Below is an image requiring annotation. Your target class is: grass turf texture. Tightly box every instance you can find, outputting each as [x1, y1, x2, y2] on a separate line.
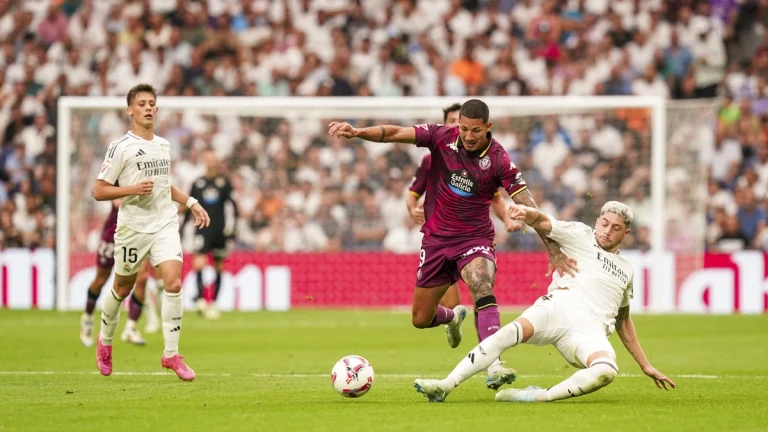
[0, 310, 766, 432]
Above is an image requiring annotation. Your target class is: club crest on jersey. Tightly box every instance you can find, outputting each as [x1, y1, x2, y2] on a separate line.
[479, 155, 491, 170]
[447, 170, 476, 197]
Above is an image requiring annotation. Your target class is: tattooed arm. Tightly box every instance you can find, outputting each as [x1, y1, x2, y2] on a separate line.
[511, 189, 578, 277]
[616, 306, 677, 390]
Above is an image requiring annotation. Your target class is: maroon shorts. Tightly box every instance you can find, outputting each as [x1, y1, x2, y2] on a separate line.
[96, 230, 116, 269]
[415, 236, 496, 287]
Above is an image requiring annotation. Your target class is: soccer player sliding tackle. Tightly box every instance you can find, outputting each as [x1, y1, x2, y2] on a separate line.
[329, 99, 576, 390]
[80, 199, 161, 347]
[92, 84, 210, 381]
[413, 201, 676, 402]
[406, 103, 523, 377]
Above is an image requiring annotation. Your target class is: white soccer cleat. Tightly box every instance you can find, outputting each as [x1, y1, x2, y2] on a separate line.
[204, 306, 221, 320]
[445, 305, 467, 348]
[121, 327, 146, 346]
[486, 360, 518, 390]
[195, 298, 209, 315]
[80, 313, 94, 348]
[495, 385, 544, 403]
[413, 379, 448, 403]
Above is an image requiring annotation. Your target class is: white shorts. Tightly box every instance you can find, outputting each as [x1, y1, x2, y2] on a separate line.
[519, 289, 615, 369]
[114, 221, 182, 276]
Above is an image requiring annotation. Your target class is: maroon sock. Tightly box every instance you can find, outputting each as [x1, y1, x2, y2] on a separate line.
[426, 305, 455, 328]
[85, 288, 100, 316]
[128, 295, 143, 322]
[476, 305, 501, 341]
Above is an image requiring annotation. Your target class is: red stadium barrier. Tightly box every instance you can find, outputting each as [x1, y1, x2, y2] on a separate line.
[0, 249, 766, 313]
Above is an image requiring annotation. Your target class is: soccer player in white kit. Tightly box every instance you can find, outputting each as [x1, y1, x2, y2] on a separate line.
[414, 201, 676, 402]
[92, 84, 210, 381]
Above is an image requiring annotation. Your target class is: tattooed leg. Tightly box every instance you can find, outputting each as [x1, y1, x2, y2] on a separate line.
[460, 257, 499, 341]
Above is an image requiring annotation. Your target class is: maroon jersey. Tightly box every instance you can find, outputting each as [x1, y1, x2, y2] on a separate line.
[101, 203, 119, 243]
[414, 124, 526, 241]
[409, 154, 431, 198]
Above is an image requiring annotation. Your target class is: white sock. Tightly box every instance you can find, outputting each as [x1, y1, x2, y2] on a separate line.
[540, 361, 618, 401]
[125, 319, 136, 330]
[162, 291, 183, 358]
[99, 289, 124, 345]
[440, 322, 523, 392]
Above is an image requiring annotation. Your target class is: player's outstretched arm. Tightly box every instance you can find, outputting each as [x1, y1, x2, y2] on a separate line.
[92, 179, 153, 201]
[511, 189, 578, 277]
[616, 306, 677, 390]
[171, 185, 210, 228]
[492, 192, 522, 232]
[507, 203, 552, 233]
[328, 122, 416, 144]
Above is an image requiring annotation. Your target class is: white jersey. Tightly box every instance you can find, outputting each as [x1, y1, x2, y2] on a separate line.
[545, 216, 634, 334]
[97, 131, 177, 234]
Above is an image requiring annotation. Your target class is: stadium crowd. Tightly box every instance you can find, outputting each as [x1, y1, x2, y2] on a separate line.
[0, 0, 766, 253]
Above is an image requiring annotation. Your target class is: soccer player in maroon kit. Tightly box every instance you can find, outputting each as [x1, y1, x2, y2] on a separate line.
[79, 200, 160, 347]
[406, 103, 521, 341]
[330, 99, 577, 390]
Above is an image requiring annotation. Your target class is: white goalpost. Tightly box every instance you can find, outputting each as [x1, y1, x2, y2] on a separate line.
[56, 96, 673, 311]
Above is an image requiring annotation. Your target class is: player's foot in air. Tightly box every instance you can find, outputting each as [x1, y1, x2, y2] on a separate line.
[121, 326, 146, 346]
[495, 385, 544, 403]
[486, 360, 517, 390]
[161, 354, 195, 381]
[80, 313, 94, 347]
[413, 379, 448, 402]
[445, 305, 467, 348]
[96, 338, 112, 376]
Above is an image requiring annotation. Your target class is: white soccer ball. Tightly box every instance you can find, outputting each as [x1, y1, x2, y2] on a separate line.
[331, 355, 374, 398]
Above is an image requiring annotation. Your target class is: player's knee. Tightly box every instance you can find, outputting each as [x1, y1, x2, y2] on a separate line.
[114, 283, 133, 298]
[589, 358, 618, 386]
[411, 312, 433, 329]
[164, 278, 182, 294]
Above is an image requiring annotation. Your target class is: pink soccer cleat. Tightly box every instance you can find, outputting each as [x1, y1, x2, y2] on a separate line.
[161, 354, 196, 381]
[96, 338, 113, 376]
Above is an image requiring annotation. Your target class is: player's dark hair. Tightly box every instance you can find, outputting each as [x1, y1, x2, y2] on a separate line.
[459, 99, 490, 123]
[442, 103, 462, 123]
[126, 83, 157, 106]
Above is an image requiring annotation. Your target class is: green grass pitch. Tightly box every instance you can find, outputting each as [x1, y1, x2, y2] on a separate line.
[0, 309, 766, 432]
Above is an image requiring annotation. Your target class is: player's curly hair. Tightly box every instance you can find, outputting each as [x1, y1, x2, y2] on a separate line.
[442, 103, 461, 123]
[600, 201, 634, 227]
[126, 84, 157, 106]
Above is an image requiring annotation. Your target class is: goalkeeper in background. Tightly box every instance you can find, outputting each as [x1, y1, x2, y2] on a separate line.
[182, 150, 239, 319]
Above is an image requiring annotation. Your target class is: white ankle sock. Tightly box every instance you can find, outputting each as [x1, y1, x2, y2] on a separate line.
[99, 289, 124, 345]
[162, 291, 183, 357]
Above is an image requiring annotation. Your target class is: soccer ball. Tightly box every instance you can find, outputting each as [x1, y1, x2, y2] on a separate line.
[331, 355, 374, 398]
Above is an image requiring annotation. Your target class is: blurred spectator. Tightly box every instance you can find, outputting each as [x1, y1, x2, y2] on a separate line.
[0, 0, 760, 254]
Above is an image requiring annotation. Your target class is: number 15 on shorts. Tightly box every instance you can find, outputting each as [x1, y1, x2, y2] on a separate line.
[122, 247, 138, 263]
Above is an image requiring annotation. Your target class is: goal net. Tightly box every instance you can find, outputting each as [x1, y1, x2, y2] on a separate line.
[56, 96, 719, 311]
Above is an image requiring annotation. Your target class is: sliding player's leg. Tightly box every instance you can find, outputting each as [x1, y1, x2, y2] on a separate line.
[413, 244, 467, 347]
[496, 337, 618, 403]
[153, 222, 195, 381]
[97, 227, 150, 376]
[458, 253, 516, 389]
[414, 317, 534, 402]
[80, 262, 112, 347]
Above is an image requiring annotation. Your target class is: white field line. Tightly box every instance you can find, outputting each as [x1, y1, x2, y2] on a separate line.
[0, 371, 761, 379]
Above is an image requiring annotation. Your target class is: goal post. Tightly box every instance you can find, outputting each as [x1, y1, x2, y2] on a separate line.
[56, 95, 684, 311]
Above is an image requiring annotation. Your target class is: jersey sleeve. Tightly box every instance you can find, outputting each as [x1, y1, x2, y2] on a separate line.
[546, 216, 593, 246]
[413, 124, 443, 150]
[495, 151, 527, 198]
[408, 154, 431, 197]
[620, 279, 634, 308]
[97, 142, 126, 185]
